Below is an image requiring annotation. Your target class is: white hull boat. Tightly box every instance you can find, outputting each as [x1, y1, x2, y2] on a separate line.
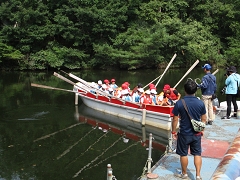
[73, 85, 174, 131]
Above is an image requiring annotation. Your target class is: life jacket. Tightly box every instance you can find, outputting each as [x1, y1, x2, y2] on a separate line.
[141, 95, 152, 104]
[166, 88, 178, 100]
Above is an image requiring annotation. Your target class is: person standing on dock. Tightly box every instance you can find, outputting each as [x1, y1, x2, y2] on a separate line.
[222, 66, 240, 119]
[172, 79, 206, 180]
[197, 64, 217, 125]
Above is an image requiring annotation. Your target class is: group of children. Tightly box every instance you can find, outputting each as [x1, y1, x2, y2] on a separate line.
[92, 79, 181, 106]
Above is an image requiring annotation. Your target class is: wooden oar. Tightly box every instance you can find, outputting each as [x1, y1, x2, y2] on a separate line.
[212, 69, 219, 75]
[143, 74, 162, 89]
[59, 71, 142, 106]
[173, 59, 199, 89]
[54, 72, 138, 105]
[155, 53, 177, 87]
[54, 72, 112, 97]
[53, 72, 91, 93]
[31, 83, 85, 94]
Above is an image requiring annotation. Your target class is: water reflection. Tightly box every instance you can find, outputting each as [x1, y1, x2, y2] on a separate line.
[76, 103, 169, 149]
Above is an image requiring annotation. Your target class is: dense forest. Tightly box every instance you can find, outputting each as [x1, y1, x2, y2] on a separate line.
[0, 0, 239, 70]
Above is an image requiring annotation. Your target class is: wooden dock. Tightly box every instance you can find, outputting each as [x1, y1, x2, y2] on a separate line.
[140, 113, 240, 180]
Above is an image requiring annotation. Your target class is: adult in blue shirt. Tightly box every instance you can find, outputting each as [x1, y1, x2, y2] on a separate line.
[222, 66, 240, 119]
[172, 79, 206, 180]
[198, 64, 217, 125]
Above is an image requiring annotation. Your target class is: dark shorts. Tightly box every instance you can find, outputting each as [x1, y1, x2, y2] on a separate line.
[176, 133, 202, 156]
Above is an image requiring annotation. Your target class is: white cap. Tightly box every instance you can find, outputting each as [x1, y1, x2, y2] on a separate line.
[137, 88, 144, 93]
[98, 80, 102, 85]
[145, 90, 151, 94]
[150, 89, 157, 94]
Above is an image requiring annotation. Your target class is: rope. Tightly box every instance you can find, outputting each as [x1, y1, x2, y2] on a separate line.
[85, 141, 140, 171]
[57, 127, 96, 160]
[65, 129, 110, 168]
[33, 122, 85, 142]
[72, 136, 124, 178]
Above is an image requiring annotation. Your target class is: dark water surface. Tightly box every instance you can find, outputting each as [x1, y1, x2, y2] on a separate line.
[0, 69, 225, 180]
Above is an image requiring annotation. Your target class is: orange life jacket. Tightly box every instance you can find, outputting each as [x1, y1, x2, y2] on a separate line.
[141, 95, 152, 104]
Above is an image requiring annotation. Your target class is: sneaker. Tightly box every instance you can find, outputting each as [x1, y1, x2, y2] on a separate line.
[208, 121, 213, 125]
[221, 116, 230, 120]
[196, 176, 202, 180]
[174, 172, 188, 179]
[233, 114, 237, 117]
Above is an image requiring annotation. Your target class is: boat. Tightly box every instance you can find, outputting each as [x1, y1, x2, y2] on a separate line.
[69, 74, 174, 131]
[31, 72, 175, 131]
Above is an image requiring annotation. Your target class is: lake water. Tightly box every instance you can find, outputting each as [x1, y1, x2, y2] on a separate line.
[0, 68, 226, 180]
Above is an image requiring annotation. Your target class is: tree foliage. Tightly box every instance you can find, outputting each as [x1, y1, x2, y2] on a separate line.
[0, 0, 239, 70]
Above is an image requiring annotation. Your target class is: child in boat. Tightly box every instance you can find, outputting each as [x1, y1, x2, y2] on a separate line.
[97, 80, 103, 89]
[110, 78, 118, 91]
[150, 89, 158, 105]
[103, 79, 111, 90]
[121, 89, 132, 102]
[140, 90, 153, 105]
[132, 88, 144, 103]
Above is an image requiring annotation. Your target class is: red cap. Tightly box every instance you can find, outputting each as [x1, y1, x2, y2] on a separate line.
[149, 83, 155, 87]
[104, 79, 109, 84]
[124, 82, 130, 86]
[121, 84, 128, 90]
[163, 84, 171, 91]
[111, 78, 115, 82]
[150, 86, 157, 90]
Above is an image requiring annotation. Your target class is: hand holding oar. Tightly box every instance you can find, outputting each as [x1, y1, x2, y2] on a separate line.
[155, 53, 177, 87]
[173, 59, 199, 89]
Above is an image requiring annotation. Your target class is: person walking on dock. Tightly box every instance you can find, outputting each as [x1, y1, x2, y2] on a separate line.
[222, 66, 240, 119]
[197, 64, 217, 125]
[172, 79, 207, 180]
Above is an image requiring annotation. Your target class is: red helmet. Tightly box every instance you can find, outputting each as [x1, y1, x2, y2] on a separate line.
[111, 78, 116, 82]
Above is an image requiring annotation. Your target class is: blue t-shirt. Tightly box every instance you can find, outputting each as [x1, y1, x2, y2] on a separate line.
[172, 95, 206, 135]
[199, 72, 217, 95]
